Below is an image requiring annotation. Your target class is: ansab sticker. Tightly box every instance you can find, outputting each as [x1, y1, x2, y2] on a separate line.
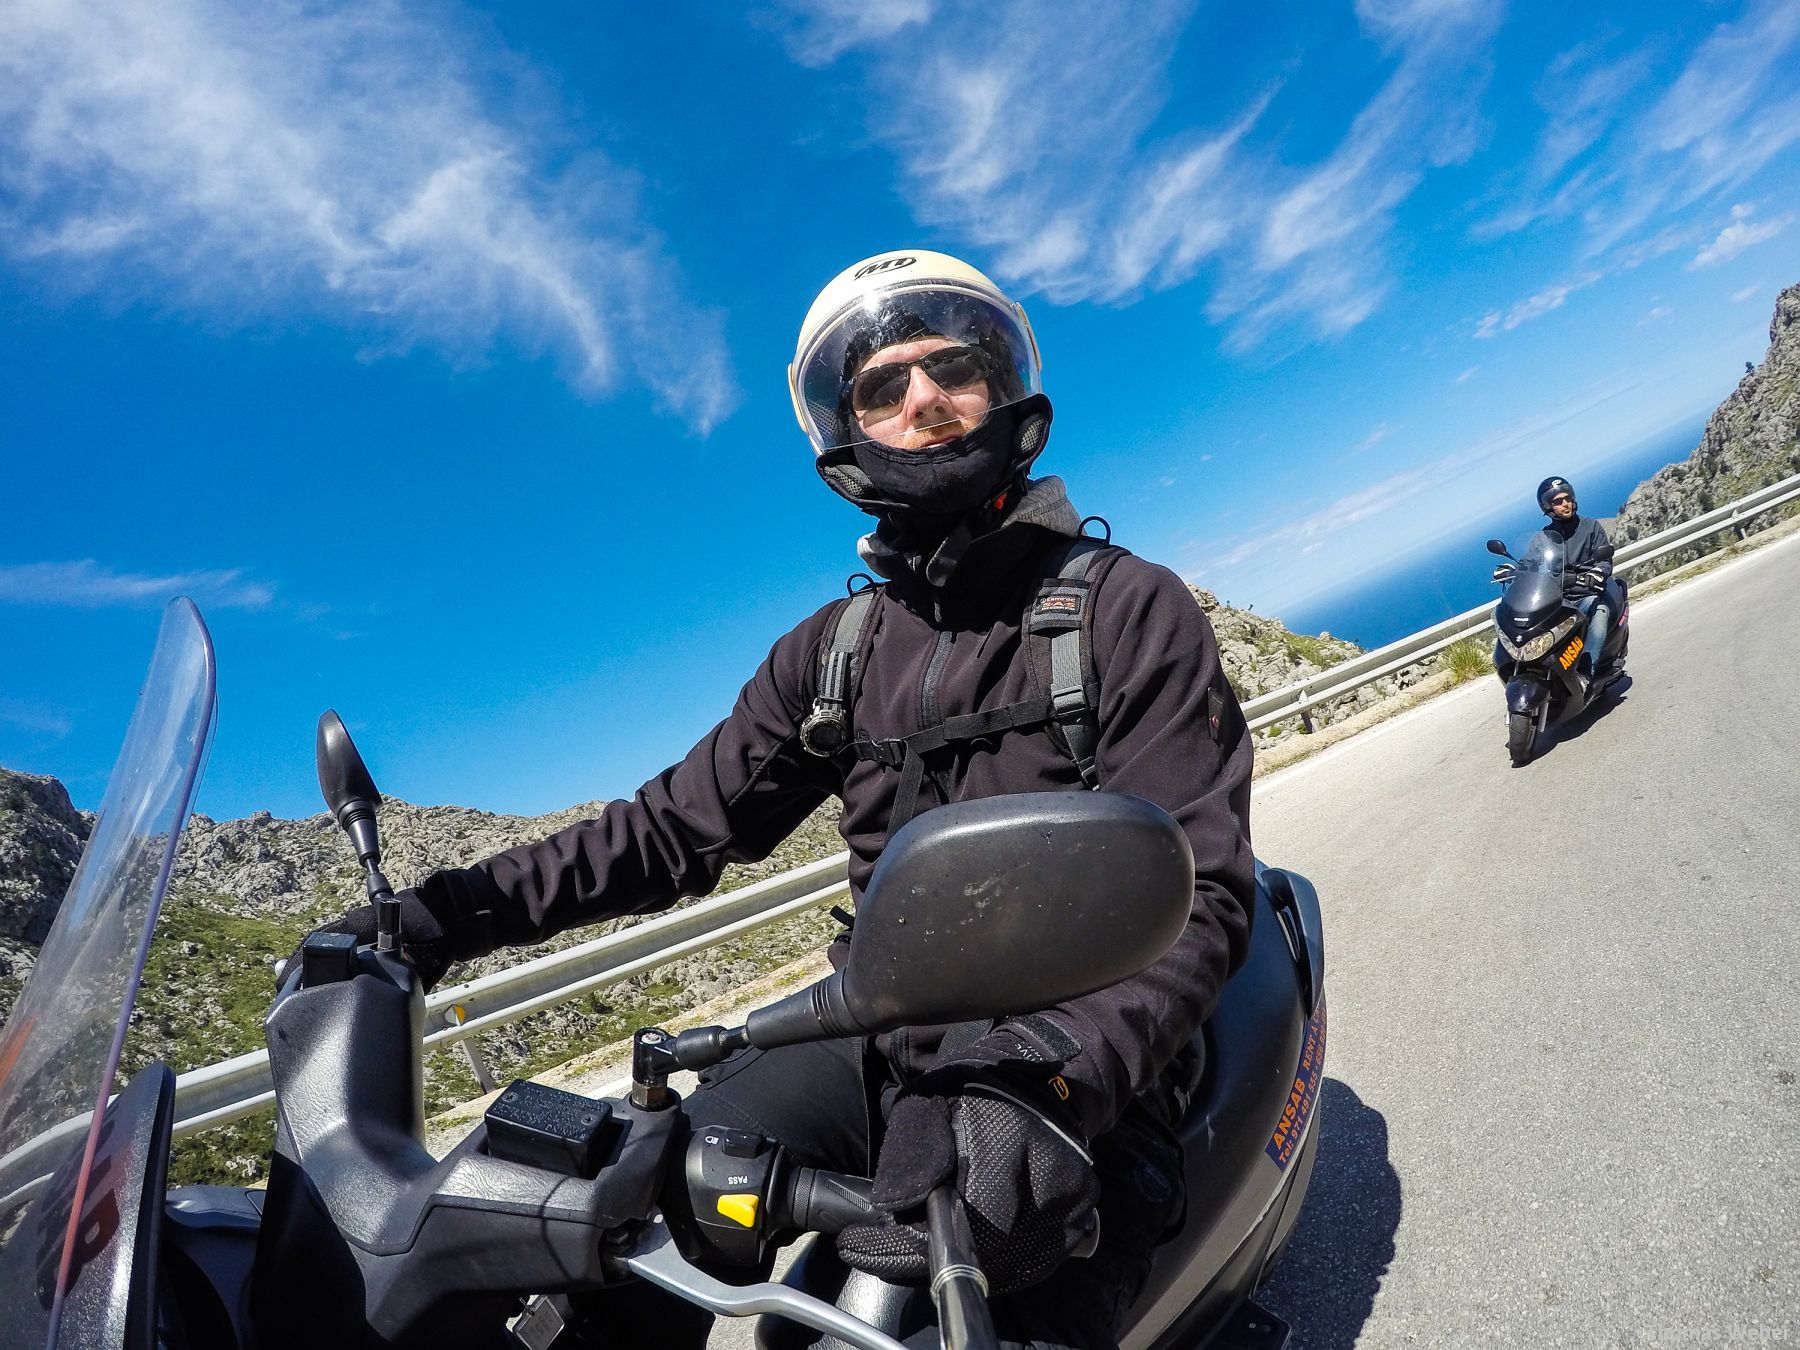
[1266, 999, 1327, 1170]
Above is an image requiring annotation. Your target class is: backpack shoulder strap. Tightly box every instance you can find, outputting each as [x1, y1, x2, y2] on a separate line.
[1026, 536, 1124, 788]
[799, 583, 882, 758]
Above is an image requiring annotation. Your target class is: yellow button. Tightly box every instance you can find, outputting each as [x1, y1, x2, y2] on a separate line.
[716, 1194, 760, 1228]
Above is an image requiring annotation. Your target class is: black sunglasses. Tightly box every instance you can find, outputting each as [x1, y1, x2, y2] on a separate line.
[1548, 494, 1574, 506]
[850, 345, 989, 421]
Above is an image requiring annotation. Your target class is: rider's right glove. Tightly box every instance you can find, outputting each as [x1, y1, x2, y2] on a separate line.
[836, 1015, 1099, 1295]
[278, 888, 468, 992]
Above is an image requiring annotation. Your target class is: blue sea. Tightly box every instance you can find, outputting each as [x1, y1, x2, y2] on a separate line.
[1280, 420, 1706, 650]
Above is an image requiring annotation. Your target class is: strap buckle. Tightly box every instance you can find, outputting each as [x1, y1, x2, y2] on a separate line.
[858, 737, 909, 768]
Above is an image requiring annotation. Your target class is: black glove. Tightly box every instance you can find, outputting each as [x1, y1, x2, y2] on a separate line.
[278, 888, 460, 992]
[837, 1017, 1098, 1295]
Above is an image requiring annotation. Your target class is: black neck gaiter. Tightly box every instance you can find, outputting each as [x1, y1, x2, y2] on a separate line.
[849, 403, 1021, 532]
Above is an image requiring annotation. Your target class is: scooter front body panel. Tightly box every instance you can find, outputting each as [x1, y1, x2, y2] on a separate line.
[758, 866, 1326, 1350]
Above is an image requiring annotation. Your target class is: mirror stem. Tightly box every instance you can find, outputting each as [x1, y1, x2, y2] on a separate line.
[367, 861, 400, 951]
[337, 798, 381, 868]
[744, 972, 861, 1049]
[670, 1024, 751, 1071]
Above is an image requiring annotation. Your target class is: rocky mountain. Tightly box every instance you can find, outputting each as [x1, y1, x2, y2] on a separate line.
[0, 762, 851, 1183]
[0, 770, 88, 998]
[1614, 282, 1800, 568]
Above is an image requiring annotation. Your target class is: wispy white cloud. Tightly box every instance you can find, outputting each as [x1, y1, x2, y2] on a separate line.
[1187, 367, 1668, 595]
[0, 699, 73, 738]
[774, 0, 1502, 347]
[1348, 423, 1395, 455]
[1689, 203, 1791, 269]
[1730, 282, 1765, 303]
[1489, 0, 1800, 262]
[1205, 461, 1437, 571]
[1636, 0, 1800, 199]
[1473, 39, 1653, 239]
[774, 0, 933, 67]
[0, 560, 275, 610]
[1455, 365, 1479, 383]
[1474, 270, 1604, 337]
[0, 0, 737, 430]
[1639, 304, 1673, 326]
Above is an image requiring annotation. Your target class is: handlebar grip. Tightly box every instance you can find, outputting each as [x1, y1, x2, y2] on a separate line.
[779, 1167, 876, 1235]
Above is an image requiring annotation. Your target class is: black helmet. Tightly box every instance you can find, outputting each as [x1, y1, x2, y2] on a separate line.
[1537, 476, 1576, 513]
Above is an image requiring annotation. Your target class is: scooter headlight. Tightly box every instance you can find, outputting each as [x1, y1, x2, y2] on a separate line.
[1501, 615, 1578, 662]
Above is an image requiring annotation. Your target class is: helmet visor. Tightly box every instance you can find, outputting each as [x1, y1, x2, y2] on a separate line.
[795, 286, 1040, 455]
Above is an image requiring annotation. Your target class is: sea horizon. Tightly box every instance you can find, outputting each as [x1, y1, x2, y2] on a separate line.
[1279, 418, 1708, 651]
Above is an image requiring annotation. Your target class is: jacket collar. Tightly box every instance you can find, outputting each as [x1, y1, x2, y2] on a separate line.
[855, 476, 1086, 622]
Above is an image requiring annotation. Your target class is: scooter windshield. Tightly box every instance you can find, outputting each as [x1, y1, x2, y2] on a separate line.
[1497, 527, 1570, 624]
[0, 599, 215, 1345]
[1514, 528, 1566, 577]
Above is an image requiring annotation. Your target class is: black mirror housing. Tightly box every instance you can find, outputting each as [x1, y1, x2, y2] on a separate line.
[747, 793, 1194, 1047]
[316, 710, 382, 864]
[1594, 543, 1616, 562]
[1486, 539, 1511, 557]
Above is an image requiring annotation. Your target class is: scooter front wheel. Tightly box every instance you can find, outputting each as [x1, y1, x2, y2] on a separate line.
[1507, 710, 1537, 766]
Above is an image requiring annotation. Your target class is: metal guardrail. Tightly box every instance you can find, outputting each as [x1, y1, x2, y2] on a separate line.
[169, 854, 851, 1138]
[166, 468, 1800, 1139]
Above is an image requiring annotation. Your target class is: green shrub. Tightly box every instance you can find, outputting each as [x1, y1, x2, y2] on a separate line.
[1441, 636, 1491, 685]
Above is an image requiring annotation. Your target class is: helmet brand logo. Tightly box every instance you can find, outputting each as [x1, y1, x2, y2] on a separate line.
[854, 256, 916, 280]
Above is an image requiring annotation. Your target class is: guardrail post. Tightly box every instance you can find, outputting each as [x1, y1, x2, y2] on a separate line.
[1299, 707, 1315, 734]
[445, 1004, 498, 1093]
[1735, 522, 1750, 541]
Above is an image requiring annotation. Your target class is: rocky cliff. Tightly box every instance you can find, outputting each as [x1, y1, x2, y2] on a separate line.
[1614, 282, 1800, 566]
[0, 770, 88, 999]
[0, 761, 850, 1182]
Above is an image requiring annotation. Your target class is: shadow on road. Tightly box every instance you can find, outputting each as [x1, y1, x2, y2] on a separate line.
[1257, 1079, 1401, 1350]
[1514, 673, 1634, 765]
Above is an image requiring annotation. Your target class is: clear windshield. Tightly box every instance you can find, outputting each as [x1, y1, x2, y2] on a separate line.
[0, 599, 215, 1340]
[1514, 528, 1566, 577]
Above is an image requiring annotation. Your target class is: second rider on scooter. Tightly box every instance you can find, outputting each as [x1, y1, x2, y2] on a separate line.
[297, 250, 1256, 1350]
[1537, 476, 1627, 691]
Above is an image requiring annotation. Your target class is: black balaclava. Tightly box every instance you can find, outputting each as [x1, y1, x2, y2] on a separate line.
[816, 392, 1054, 545]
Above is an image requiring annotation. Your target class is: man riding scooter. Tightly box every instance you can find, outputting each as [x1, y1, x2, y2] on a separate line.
[1537, 476, 1627, 692]
[295, 250, 1256, 1349]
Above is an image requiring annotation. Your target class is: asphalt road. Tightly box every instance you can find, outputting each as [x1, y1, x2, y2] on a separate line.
[1253, 531, 1800, 1348]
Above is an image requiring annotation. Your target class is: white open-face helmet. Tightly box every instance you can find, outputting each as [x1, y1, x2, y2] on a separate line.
[789, 249, 1042, 459]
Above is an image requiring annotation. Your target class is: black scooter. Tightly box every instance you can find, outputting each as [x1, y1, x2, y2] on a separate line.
[1486, 529, 1629, 766]
[0, 602, 1326, 1350]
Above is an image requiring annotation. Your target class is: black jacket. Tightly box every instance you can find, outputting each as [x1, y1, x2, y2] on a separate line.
[1546, 514, 1613, 571]
[417, 480, 1254, 1137]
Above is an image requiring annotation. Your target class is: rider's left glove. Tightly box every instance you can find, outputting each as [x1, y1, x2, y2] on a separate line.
[279, 888, 465, 992]
[836, 1016, 1098, 1295]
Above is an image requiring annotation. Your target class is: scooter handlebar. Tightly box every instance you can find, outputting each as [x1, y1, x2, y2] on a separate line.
[777, 1165, 877, 1235]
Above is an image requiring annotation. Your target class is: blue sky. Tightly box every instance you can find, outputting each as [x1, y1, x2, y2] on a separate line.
[2, 0, 1797, 820]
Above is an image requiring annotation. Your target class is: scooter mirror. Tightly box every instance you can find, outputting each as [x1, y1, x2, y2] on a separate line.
[746, 794, 1194, 1047]
[1593, 543, 1616, 562]
[316, 710, 382, 864]
[1486, 538, 1511, 557]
